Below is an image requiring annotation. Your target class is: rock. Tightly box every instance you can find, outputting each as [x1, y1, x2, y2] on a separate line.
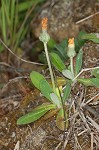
[31, 0, 98, 41]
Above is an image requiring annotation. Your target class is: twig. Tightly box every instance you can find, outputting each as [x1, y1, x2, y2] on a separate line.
[1, 76, 29, 92]
[90, 132, 94, 150]
[73, 66, 99, 82]
[78, 129, 88, 136]
[0, 62, 11, 67]
[14, 141, 20, 150]
[90, 101, 99, 105]
[85, 92, 98, 99]
[63, 129, 71, 150]
[55, 142, 62, 150]
[83, 105, 99, 118]
[74, 134, 82, 150]
[86, 116, 99, 132]
[79, 111, 91, 132]
[94, 135, 99, 147]
[85, 93, 99, 105]
[63, 112, 78, 149]
[76, 12, 99, 24]
[81, 92, 99, 108]
[0, 94, 22, 101]
[0, 38, 44, 65]
[0, 62, 32, 73]
[58, 87, 67, 142]
[0, 66, 32, 73]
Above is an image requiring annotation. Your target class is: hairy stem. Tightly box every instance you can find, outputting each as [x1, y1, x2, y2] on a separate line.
[70, 57, 74, 77]
[44, 42, 56, 92]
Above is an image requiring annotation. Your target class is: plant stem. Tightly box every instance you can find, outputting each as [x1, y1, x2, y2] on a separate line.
[70, 57, 74, 77]
[44, 42, 56, 92]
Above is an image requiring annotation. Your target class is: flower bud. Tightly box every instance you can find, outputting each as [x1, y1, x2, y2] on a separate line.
[39, 30, 50, 43]
[41, 17, 48, 30]
[67, 38, 76, 58]
[39, 17, 50, 43]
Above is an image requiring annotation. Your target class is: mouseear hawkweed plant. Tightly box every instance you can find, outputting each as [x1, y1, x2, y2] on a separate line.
[17, 18, 99, 130]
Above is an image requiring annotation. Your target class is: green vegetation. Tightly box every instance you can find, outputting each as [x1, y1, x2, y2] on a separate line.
[17, 22, 99, 130]
[0, 0, 45, 53]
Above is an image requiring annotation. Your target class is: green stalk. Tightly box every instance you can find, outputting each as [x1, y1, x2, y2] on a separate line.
[44, 42, 56, 92]
[70, 57, 74, 77]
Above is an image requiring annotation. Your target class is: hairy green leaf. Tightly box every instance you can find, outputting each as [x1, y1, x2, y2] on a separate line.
[56, 109, 64, 130]
[91, 38, 99, 43]
[81, 33, 99, 43]
[90, 78, 99, 88]
[92, 68, 99, 78]
[30, 71, 45, 90]
[40, 79, 53, 102]
[50, 52, 66, 72]
[63, 83, 71, 103]
[50, 93, 61, 108]
[62, 69, 74, 80]
[17, 104, 56, 125]
[48, 38, 56, 49]
[75, 49, 83, 75]
[75, 31, 86, 52]
[77, 78, 99, 88]
[55, 39, 68, 61]
[77, 78, 93, 86]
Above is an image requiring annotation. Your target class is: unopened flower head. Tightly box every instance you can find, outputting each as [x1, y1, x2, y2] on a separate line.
[39, 17, 50, 43]
[68, 38, 74, 45]
[67, 38, 76, 58]
[42, 17, 48, 31]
